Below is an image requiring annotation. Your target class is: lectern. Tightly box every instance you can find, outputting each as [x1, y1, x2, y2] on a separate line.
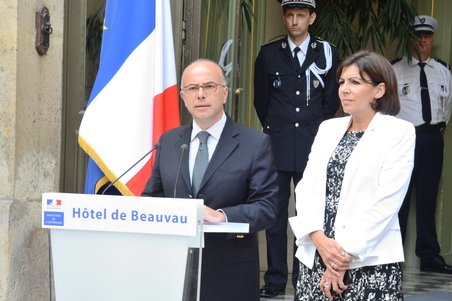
[42, 193, 248, 301]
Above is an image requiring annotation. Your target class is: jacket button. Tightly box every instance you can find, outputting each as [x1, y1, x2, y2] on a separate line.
[296, 91, 300, 95]
[295, 107, 300, 112]
[295, 123, 299, 127]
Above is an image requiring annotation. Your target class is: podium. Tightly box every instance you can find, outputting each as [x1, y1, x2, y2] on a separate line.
[42, 193, 248, 301]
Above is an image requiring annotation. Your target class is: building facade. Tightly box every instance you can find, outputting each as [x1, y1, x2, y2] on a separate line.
[0, 0, 451, 299]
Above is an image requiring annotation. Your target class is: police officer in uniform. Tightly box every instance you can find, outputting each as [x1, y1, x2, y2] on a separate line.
[393, 15, 452, 274]
[254, 0, 340, 296]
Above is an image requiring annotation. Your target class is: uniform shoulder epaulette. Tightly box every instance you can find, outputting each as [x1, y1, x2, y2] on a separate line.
[433, 57, 450, 70]
[262, 36, 286, 47]
[391, 57, 403, 65]
[314, 36, 337, 48]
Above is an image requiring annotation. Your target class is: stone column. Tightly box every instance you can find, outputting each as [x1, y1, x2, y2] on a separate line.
[0, 0, 63, 300]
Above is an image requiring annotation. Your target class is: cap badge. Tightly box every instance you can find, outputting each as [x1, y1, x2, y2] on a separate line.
[420, 18, 426, 24]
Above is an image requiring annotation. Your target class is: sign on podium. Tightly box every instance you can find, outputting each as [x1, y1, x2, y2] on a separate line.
[42, 192, 248, 301]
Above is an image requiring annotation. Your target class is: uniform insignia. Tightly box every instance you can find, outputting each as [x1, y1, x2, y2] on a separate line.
[391, 57, 402, 65]
[402, 85, 410, 95]
[273, 72, 282, 89]
[433, 57, 450, 70]
[313, 80, 320, 89]
[420, 18, 426, 24]
[281, 41, 287, 49]
[311, 42, 317, 49]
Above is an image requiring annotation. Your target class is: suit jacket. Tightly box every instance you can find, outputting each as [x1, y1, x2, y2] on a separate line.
[254, 36, 341, 172]
[290, 113, 415, 269]
[142, 115, 278, 301]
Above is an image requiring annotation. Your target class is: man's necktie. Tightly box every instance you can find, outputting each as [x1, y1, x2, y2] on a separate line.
[192, 131, 210, 198]
[419, 62, 432, 124]
[294, 47, 301, 71]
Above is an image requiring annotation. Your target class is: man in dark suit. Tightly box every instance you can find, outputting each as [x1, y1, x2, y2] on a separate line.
[142, 59, 279, 301]
[254, 0, 340, 297]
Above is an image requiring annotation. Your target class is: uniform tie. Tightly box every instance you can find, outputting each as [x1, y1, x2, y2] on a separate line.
[192, 131, 210, 197]
[293, 47, 301, 71]
[419, 62, 432, 124]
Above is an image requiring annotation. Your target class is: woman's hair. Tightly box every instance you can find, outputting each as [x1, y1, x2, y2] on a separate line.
[336, 51, 400, 115]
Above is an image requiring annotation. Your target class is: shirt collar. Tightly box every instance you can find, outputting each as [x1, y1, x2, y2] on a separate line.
[288, 34, 310, 56]
[191, 112, 227, 141]
[409, 56, 432, 67]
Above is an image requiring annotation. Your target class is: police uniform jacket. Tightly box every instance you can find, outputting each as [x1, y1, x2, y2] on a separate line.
[392, 56, 452, 126]
[254, 36, 340, 172]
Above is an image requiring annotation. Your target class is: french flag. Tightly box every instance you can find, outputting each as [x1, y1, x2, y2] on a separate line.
[47, 199, 62, 206]
[78, 0, 180, 196]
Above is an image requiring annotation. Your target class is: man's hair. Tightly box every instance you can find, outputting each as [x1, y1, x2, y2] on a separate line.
[336, 51, 400, 116]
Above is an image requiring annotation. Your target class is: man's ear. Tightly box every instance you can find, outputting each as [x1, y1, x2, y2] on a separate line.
[309, 12, 317, 25]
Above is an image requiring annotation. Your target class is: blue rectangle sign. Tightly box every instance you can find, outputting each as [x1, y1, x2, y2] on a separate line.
[44, 211, 64, 226]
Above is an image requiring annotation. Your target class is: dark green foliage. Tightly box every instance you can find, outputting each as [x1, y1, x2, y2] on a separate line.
[310, 0, 420, 59]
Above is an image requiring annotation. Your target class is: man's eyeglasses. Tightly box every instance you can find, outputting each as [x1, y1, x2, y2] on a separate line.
[182, 83, 226, 95]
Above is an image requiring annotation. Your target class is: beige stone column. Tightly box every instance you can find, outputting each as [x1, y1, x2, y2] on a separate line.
[0, 0, 63, 300]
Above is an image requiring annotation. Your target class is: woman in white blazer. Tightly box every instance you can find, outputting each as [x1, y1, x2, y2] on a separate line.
[291, 51, 415, 301]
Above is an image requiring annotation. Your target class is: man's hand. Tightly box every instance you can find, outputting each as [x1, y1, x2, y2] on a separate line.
[203, 205, 226, 223]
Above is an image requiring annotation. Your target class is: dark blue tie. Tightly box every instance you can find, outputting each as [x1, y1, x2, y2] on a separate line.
[192, 131, 209, 197]
[294, 47, 301, 71]
[419, 62, 432, 124]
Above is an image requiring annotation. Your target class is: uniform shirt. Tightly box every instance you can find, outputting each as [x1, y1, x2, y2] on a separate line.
[392, 56, 452, 126]
[288, 33, 310, 67]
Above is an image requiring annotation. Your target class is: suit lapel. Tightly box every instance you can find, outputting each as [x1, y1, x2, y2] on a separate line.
[199, 117, 239, 192]
[340, 113, 381, 183]
[279, 37, 299, 72]
[300, 37, 320, 74]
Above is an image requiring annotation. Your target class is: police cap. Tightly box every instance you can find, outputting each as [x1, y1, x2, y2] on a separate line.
[281, 0, 316, 9]
[412, 15, 438, 35]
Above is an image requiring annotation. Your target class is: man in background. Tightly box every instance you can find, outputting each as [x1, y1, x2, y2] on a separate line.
[393, 15, 452, 274]
[254, 0, 340, 296]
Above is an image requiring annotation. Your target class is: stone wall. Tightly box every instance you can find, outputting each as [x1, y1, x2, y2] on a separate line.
[0, 0, 63, 300]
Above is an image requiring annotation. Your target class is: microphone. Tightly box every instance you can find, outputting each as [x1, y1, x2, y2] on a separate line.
[174, 144, 188, 198]
[101, 143, 161, 195]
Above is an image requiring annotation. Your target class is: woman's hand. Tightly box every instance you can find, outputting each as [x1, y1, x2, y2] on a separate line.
[310, 231, 351, 276]
[320, 269, 349, 300]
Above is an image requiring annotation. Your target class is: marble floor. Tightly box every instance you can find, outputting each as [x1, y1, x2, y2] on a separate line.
[260, 268, 452, 300]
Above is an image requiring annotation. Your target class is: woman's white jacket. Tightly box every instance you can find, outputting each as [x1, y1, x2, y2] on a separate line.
[290, 112, 415, 269]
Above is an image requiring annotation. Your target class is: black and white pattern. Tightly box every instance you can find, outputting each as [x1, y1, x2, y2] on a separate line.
[295, 131, 403, 301]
